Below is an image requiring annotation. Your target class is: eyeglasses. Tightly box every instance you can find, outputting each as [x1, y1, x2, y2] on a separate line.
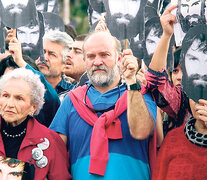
[83, 84, 121, 114]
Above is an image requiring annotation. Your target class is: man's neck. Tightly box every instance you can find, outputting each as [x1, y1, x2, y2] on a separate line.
[46, 76, 62, 89]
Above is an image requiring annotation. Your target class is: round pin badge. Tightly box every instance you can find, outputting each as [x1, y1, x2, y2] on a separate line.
[32, 147, 43, 161]
[36, 155, 48, 168]
[37, 138, 50, 150]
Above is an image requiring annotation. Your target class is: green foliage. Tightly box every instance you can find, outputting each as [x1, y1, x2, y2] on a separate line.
[70, 0, 90, 34]
[58, 0, 90, 34]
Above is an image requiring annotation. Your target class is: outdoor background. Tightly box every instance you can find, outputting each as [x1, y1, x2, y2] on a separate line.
[59, 0, 90, 34]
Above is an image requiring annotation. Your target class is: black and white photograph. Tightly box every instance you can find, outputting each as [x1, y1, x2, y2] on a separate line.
[88, 4, 106, 27]
[172, 0, 206, 46]
[144, 17, 162, 66]
[47, 0, 59, 14]
[103, 0, 147, 40]
[180, 25, 207, 101]
[42, 12, 65, 32]
[34, 0, 48, 12]
[0, 0, 37, 28]
[89, 0, 105, 13]
[17, 12, 45, 61]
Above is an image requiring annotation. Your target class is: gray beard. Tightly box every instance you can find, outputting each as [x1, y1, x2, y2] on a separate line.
[87, 64, 119, 87]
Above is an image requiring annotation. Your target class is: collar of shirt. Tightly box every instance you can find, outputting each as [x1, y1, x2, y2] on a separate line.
[56, 78, 74, 95]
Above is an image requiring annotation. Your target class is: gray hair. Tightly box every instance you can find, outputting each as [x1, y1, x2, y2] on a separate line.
[43, 30, 74, 63]
[0, 68, 46, 115]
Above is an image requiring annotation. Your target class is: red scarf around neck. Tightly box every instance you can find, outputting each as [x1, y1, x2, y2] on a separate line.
[69, 85, 127, 176]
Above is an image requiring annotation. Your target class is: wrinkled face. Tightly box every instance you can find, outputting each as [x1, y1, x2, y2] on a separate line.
[0, 79, 36, 127]
[36, 40, 65, 78]
[17, 25, 40, 51]
[64, 40, 85, 81]
[185, 39, 207, 87]
[0, 162, 24, 180]
[145, 28, 161, 56]
[180, 0, 201, 24]
[84, 32, 120, 87]
[171, 64, 183, 88]
[108, 0, 140, 25]
[1, 0, 29, 14]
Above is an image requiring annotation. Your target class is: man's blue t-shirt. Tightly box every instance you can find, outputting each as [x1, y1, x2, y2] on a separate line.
[50, 84, 156, 180]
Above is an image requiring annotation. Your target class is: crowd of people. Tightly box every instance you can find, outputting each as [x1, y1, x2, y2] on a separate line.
[0, 1, 207, 180]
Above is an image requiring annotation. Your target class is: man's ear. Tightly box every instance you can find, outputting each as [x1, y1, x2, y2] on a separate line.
[116, 52, 123, 67]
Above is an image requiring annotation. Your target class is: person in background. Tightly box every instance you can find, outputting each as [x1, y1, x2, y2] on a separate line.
[35, 30, 74, 96]
[144, 5, 191, 133]
[63, 34, 87, 85]
[59, 34, 87, 102]
[143, 5, 207, 179]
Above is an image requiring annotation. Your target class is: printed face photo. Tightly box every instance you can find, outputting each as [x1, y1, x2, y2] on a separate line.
[185, 38, 207, 87]
[17, 25, 40, 51]
[0, 162, 24, 180]
[0, 157, 35, 180]
[180, 0, 201, 24]
[48, 0, 56, 10]
[145, 28, 161, 56]
[1, 0, 29, 14]
[0, 0, 37, 29]
[104, 0, 145, 40]
[0, 157, 25, 180]
[17, 22, 43, 61]
[47, 0, 58, 13]
[108, 0, 140, 25]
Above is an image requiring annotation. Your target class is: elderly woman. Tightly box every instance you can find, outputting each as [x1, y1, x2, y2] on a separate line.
[0, 68, 71, 179]
[0, 55, 60, 128]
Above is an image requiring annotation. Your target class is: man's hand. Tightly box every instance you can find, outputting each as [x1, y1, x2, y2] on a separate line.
[121, 49, 138, 85]
[8, 37, 26, 67]
[95, 16, 110, 33]
[5, 29, 16, 43]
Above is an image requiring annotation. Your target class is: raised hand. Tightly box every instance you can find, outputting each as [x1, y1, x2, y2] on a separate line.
[8, 37, 26, 67]
[160, 5, 177, 37]
[95, 16, 110, 34]
[121, 49, 138, 84]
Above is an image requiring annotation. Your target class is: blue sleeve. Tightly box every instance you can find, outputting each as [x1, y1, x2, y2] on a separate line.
[143, 92, 157, 124]
[26, 64, 57, 94]
[49, 95, 72, 135]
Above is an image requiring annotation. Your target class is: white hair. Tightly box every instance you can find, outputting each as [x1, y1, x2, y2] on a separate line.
[0, 68, 46, 115]
[43, 30, 74, 63]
